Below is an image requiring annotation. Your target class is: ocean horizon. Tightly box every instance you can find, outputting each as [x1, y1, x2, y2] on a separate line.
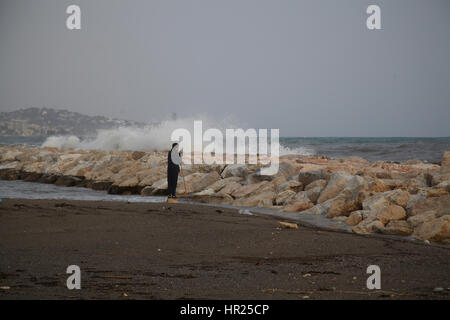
[1, 135, 449, 163]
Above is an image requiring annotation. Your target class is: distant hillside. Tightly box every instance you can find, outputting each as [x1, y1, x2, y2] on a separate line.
[0, 108, 146, 136]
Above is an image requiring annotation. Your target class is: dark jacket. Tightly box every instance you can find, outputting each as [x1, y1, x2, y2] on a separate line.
[167, 149, 180, 174]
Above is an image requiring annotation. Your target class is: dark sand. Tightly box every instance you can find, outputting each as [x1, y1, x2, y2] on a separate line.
[0, 198, 449, 300]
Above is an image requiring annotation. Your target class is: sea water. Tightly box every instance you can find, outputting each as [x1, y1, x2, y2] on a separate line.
[1, 135, 449, 163]
[0, 180, 164, 202]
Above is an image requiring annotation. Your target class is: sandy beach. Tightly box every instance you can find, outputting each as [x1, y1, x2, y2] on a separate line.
[0, 198, 449, 300]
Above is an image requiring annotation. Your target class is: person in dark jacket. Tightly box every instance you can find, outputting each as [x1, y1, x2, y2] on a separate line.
[167, 142, 182, 198]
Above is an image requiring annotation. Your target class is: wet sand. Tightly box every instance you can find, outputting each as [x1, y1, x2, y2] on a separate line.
[0, 198, 449, 300]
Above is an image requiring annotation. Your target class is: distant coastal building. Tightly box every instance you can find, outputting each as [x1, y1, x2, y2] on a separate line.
[0, 107, 147, 136]
[8, 120, 28, 135]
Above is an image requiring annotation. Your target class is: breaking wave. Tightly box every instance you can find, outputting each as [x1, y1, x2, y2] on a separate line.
[41, 116, 315, 156]
[279, 145, 315, 156]
[42, 116, 232, 151]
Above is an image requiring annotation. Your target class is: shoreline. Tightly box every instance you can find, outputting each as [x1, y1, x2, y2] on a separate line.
[0, 178, 447, 247]
[0, 145, 449, 245]
[2, 184, 448, 249]
[0, 198, 449, 300]
[3, 178, 449, 249]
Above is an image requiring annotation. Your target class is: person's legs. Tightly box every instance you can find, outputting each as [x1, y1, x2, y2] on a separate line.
[172, 171, 179, 197]
[167, 173, 173, 197]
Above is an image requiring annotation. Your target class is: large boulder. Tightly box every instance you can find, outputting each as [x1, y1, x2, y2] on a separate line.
[111, 163, 144, 185]
[138, 167, 166, 187]
[91, 181, 113, 191]
[0, 165, 21, 180]
[118, 176, 139, 188]
[182, 163, 225, 174]
[276, 180, 303, 193]
[232, 181, 272, 198]
[436, 181, 450, 193]
[60, 159, 82, 174]
[21, 161, 47, 174]
[401, 173, 429, 190]
[304, 179, 327, 191]
[191, 189, 234, 204]
[56, 175, 84, 187]
[362, 189, 410, 212]
[377, 205, 406, 225]
[351, 190, 418, 236]
[441, 151, 450, 174]
[298, 170, 327, 186]
[326, 196, 361, 218]
[141, 185, 154, 196]
[248, 162, 296, 183]
[221, 164, 248, 179]
[277, 161, 298, 179]
[275, 189, 296, 205]
[299, 204, 329, 215]
[248, 171, 275, 183]
[297, 197, 337, 215]
[317, 172, 354, 204]
[2, 151, 24, 162]
[207, 177, 242, 192]
[431, 172, 450, 187]
[90, 169, 115, 183]
[367, 178, 390, 193]
[342, 175, 367, 193]
[352, 219, 384, 235]
[36, 150, 57, 162]
[412, 215, 450, 244]
[336, 175, 368, 207]
[192, 171, 221, 193]
[64, 162, 94, 178]
[22, 172, 43, 182]
[374, 220, 413, 236]
[233, 191, 276, 207]
[58, 153, 84, 162]
[305, 186, 323, 204]
[346, 210, 369, 226]
[283, 192, 314, 212]
[407, 194, 450, 217]
[271, 175, 288, 189]
[407, 211, 436, 228]
[375, 171, 392, 179]
[405, 194, 426, 215]
[131, 151, 146, 160]
[108, 175, 140, 194]
[144, 178, 168, 196]
[427, 187, 449, 198]
[37, 174, 58, 184]
[217, 181, 242, 195]
[177, 172, 205, 194]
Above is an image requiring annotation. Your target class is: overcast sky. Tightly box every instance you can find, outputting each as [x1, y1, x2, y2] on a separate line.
[0, 0, 449, 136]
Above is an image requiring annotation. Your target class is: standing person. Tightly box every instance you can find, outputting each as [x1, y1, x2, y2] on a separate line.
[167, 142, 182, 198]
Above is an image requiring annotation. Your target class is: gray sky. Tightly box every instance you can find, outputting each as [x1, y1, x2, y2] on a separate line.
[0, 0, 449, 137]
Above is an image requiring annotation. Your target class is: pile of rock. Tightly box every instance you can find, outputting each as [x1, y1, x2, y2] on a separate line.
[1, 145, 449, 244]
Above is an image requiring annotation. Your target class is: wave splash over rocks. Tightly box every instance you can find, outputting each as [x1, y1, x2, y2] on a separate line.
[41, 117, 217, 151]
[41, 116, 315, 156]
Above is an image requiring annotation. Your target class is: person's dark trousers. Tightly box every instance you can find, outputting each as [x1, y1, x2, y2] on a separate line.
[167, 171, 179, 197]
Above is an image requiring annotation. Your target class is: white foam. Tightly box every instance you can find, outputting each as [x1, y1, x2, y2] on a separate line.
[41, 116, 315, 156]
[279, 145, 315, 156]
[41, 116, 241, 151]
[42, 135, 81, 150]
